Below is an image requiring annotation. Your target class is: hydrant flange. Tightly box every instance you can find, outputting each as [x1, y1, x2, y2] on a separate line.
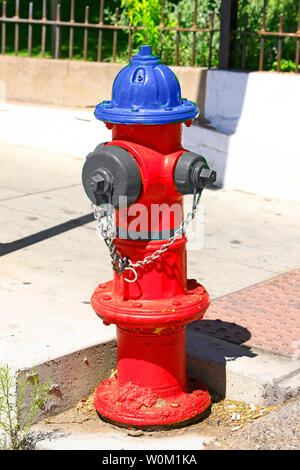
[92, 278, 209, 329]
[94, 375, 210, 429]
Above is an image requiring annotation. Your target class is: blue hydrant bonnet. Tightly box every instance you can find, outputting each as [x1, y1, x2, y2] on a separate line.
[94, 45, 199, 125]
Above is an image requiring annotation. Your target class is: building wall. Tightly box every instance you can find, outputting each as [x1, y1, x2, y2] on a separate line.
[0, 56, 207, 114]
[184, 70, 300, 202]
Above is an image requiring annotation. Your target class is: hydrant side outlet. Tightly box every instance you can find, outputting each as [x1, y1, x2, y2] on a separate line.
[83, 45, 216, 429]
[82, 145, 142, 208]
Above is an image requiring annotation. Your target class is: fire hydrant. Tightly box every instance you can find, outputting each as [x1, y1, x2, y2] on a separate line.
[82, 45, 216, 429]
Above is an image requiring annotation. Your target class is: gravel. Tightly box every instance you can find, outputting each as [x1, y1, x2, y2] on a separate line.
[210, 396, 300, 450]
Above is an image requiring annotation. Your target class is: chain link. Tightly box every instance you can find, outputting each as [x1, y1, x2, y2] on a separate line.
[92, 188, 203, 282]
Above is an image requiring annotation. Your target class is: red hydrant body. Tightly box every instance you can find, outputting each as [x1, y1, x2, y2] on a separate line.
[82, 46, 216, 429]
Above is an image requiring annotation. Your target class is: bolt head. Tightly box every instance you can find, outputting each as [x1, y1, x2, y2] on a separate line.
[199, 168, 217, 186]
[133, 302, 142, 308]
[89, 171, 112, 194]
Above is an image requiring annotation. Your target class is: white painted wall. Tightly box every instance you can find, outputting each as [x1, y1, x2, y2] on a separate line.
[183, 70, 300, 202]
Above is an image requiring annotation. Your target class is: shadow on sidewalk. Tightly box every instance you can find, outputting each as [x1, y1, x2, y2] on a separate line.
[187, 319, 256, 400]
[0, 212, 94, 256]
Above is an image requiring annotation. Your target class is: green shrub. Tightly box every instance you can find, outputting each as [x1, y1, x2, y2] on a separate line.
[0, 364, 50, 450]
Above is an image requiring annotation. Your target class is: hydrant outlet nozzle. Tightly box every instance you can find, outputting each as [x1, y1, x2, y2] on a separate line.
[82, 145, 142, 208]
[174, 150, 216, 194]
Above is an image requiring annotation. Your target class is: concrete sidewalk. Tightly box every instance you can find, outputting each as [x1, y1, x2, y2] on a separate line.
[0, 103, 299, 447]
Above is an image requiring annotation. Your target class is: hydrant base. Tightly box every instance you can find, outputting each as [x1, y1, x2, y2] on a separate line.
[94, 376, 210, 430]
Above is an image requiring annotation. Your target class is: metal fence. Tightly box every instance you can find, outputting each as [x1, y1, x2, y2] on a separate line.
[231, 0, 300, 72]
[0, 0, 218, 66]
[0, 0, 299, 71]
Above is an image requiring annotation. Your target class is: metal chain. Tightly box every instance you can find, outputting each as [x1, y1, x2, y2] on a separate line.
[92, 188, 203, 282]
[92, 204, 128, 276]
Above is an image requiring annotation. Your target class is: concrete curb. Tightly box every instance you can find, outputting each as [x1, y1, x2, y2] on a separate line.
[11, 340, 116, 425]
[32, 430, 213, 451]
[24, 330, 300, 450]
[11, 327, 300, 428]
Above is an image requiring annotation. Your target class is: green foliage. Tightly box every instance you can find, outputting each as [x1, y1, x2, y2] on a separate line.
[121, 0, 162, 52]
[1, 0, 122, 62]
[0, 364, 50, 450]
[116, 0, 221, 66]
[236, 0, 299, 71]
[161, 0, 221, 66]
[0, 1, 298, 71]
[271, 58, 300, 72]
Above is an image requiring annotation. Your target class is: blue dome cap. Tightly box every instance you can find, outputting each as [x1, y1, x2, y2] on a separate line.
[94, 45, 199, 125]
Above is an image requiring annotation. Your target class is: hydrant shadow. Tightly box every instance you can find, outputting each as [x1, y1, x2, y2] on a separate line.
[186, 319, 257, 401]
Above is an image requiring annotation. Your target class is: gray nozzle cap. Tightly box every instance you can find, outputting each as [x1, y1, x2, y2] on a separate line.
[82, 144, 142, 209]
[174, 151, 216, 194]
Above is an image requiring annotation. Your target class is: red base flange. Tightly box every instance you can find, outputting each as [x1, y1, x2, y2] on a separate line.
[94, 375, 210, 430]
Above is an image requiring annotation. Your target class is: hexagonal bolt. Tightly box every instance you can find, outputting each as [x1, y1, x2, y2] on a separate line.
[89, 172, 112, 194]
[199, 168, 217, 186]
[89, 174, 105, 191]
[191, 163, 217, 189]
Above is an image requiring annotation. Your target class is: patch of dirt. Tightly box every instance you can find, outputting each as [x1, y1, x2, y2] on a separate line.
[32, 386, 283, 444]
[207, 390, 281, 429]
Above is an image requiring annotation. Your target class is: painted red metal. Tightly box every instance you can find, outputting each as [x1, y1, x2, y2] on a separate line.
[92, 123, 211, 428]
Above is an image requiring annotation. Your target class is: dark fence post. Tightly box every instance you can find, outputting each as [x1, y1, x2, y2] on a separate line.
[51, 0, 61, 58]
[218, 0, 238, 69]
